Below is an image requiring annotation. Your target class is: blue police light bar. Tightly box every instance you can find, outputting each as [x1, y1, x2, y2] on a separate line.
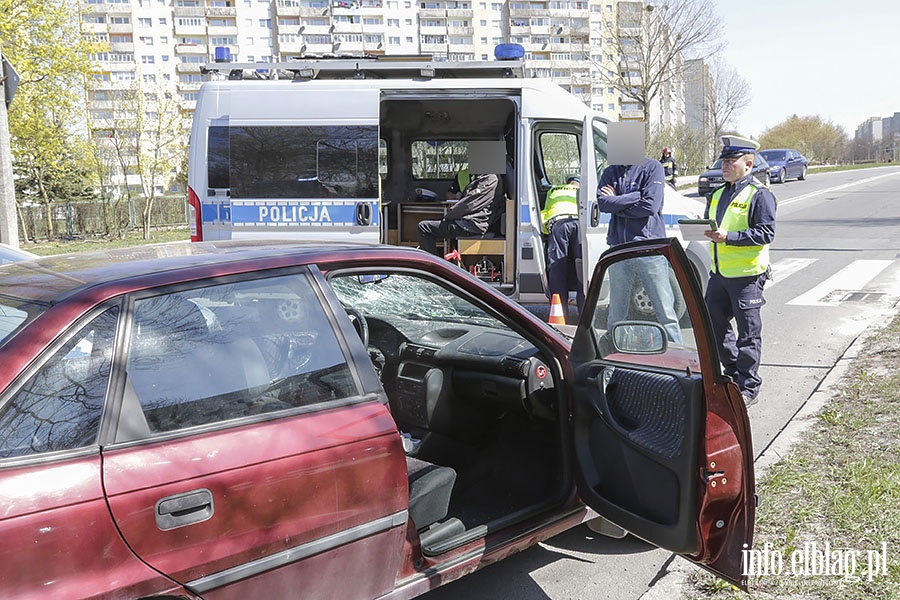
[494, 43, 525, 60]
[214, 47, 232, 63]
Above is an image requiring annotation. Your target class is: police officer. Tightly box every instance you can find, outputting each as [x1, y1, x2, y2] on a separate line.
[540, 175, 583, 312]
[660, 148, 678, 188]
[703, 135, 776, 408]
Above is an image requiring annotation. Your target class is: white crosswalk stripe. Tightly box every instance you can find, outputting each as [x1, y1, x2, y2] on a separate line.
[786, 260, 894, 306]
[766, 257, 817, 288]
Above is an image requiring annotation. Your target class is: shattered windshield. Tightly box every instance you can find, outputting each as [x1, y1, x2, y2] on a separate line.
[329, 273, 504, 330]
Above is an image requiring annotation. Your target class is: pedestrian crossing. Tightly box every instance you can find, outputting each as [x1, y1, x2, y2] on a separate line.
[766, 257, 900, 307]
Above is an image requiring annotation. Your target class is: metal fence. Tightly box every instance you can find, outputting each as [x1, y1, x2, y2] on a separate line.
[18, 195, 189, 240]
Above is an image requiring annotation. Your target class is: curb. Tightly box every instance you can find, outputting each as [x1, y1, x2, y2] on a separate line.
[637, 302, 900, 599]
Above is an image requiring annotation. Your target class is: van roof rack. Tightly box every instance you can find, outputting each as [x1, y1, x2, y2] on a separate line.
[201, 55, 525, 81]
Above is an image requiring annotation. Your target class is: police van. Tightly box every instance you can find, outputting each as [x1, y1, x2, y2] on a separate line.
[187, 45, 709, 305]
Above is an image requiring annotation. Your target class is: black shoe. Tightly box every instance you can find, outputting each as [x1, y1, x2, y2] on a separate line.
[742, 393, 759, 408]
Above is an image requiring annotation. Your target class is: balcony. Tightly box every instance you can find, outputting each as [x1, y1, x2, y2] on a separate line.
[206, 7, 237, 17]
[207, 25, 239, 36]
[177, 81, 202, 92]
[108, 24, 133, 34]
[447, 26, 473, 35]
[176, 63, 202, 74]
[446, 42, 474, 53]
[174, 24, 207, 36]
[421, 41, 448, 53]
[275, 4, 302, 16]
[175, 43, 210, 55]
[419, 9, 446, 17]
[446, 9, 472, 17]
[277, 40, 304, 53]
[109, 42, 134, 53]
[173, 6, 205, 17]
[304, 41, 333, 53]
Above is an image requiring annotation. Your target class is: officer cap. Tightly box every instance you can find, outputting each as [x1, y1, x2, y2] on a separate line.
[566, 175, 580, 184]
[719, 135, 760, 158]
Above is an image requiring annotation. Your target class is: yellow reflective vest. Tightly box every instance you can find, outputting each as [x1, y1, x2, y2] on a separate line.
[706, 183, 770, 277]
[540, 183, 579, 234]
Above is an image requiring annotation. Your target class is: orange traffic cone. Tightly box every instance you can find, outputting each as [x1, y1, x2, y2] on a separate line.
[548, 293, 566, 325]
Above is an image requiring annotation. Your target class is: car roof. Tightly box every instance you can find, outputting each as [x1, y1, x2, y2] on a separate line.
[0, 240, 424, 306]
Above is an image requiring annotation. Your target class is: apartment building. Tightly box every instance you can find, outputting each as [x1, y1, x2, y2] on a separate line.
[80, 0, 685, 132]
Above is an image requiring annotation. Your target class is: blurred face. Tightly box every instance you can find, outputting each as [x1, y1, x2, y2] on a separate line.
[722, 154, 753, 183]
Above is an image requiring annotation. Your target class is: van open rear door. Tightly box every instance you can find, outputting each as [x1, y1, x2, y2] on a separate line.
[203, 85, 381, 243]
[578, 116, 609, 291]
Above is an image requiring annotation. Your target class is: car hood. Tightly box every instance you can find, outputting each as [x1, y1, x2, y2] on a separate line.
[700, 169, 723, 178]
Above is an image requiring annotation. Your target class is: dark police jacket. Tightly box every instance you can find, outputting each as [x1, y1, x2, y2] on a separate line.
[596, 158, 667, 246]
[444, 174, 505, 234]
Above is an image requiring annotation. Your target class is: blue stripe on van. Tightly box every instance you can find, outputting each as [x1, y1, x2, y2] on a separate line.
[223, 200, 379, 228]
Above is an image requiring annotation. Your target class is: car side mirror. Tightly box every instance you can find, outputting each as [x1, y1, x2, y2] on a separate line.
[610, 321, 667, 354]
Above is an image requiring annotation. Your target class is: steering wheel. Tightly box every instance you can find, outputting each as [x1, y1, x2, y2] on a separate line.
[344, 306, 369, 347]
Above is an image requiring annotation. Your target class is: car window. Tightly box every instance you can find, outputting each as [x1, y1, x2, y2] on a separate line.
[0, 307, 118, 459]
[590, 255, 700, 372]
[125, 273, 358, 435]
[760, 150, 785, 162]
[329, 272, 506, 330]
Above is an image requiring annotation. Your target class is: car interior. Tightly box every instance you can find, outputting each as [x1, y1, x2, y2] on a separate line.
[329, 271, 568, 554]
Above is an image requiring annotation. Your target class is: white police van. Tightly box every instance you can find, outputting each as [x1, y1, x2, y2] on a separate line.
[187, 45, 709, 305]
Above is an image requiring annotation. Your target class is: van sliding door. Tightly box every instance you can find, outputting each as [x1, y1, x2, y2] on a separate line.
[225, 87, 381, 243]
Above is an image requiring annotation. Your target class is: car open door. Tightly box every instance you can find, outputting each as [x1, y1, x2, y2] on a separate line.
[567, 238, 755, 589]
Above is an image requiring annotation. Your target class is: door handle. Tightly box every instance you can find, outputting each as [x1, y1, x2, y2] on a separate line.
[155, 488, 215, 530]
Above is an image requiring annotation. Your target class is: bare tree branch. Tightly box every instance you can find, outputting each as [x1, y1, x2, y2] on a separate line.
[706, 57, 751, 140]
[597, 0, 724, 137]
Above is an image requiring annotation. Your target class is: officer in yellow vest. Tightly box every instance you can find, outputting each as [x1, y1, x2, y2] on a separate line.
[703, 135, 776, 408]
[540, 175, 583, 311]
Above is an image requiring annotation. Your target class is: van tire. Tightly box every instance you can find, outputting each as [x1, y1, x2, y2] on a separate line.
[628, 271, 687, 320]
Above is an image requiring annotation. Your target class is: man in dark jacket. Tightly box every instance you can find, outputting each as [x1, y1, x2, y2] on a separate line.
[418, 173, 505, 256]
[660, 148, 678, 187]
[597, 157, 682, 344]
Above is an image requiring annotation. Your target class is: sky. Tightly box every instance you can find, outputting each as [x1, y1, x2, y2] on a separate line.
[711, 0, 900, 139]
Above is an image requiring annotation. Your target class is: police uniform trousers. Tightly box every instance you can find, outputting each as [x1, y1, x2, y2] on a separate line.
[704, 271, 767, 400]
[547, 217, 584, 311]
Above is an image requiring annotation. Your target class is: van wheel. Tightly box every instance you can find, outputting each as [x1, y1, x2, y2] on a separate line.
[628, 271, 686, 320]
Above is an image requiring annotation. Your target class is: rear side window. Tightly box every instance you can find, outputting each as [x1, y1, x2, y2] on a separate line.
[0, 308, 119, 458]
[207, 125, 379, 199]
[411, 140, 468, 180]
[125, 273, 358, 435]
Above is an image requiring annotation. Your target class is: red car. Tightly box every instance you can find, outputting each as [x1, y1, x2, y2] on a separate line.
[0, 238, 754, 598]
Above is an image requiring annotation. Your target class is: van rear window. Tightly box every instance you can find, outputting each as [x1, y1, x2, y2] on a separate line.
[207, 125, 379, 199]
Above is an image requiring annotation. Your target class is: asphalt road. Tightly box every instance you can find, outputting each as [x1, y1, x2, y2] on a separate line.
[422, 165, 900, 600]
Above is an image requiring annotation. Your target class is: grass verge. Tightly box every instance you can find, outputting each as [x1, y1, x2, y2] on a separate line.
[685, 314, 900, 599]
[22, 227, 190, 256]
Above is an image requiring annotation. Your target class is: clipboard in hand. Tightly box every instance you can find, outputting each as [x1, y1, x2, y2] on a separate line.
[677, 218, 717, 242]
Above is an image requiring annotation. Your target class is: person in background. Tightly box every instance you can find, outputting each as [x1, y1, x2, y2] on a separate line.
[597, 154, 683, 344]
[417, 173, 504, 256]
[540, 175, 584, 312]
[660, 147, 678, 188]
[703, 135, 776, 408]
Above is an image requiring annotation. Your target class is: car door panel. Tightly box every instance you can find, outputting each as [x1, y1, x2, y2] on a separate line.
[0, 456, 184, 598]
[569, 238, 754, 589]
[573, 363, 703, 552]
[102, 272, 409, 599]
[103, 402, 407, 598]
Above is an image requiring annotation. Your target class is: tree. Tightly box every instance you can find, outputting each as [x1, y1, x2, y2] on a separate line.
[90, 82, 188, 239]
[599, 0, 724, 138]
[707, 57, 751, 142]
[759, 115, 848, 165]
[0, 0, 96, 239]
[648, 122, 714, 176]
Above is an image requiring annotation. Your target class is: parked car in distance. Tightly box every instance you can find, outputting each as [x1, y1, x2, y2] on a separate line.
[0, 243, 36, 265]
[758, 148, 808, 183]
[697, 154, 771, 196]
[0, 240, 755, 598]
